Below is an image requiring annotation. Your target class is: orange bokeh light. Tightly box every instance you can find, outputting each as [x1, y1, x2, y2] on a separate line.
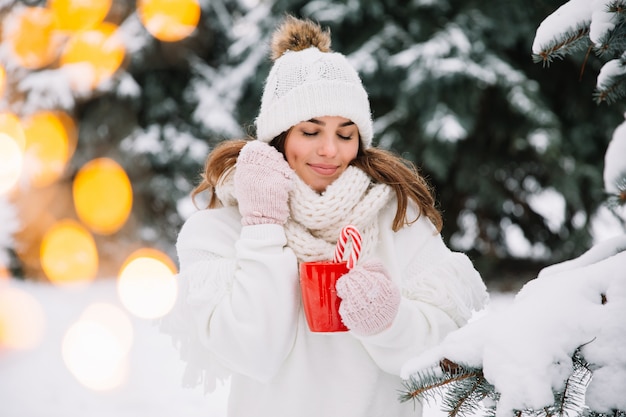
[54, 110, 78, 161]
[0, 133, 23, 195]
[0, 265, 9, 280]
[48, 0, 112, 32]
[22, 111, 71, 188]
[0, 66, 6, 97]
[7, 7, 58, 69]
[40, 219, 99, 284]
[118, 248, 177, 319]
[60, 22, 125, 89]
[137, 0, 201, 42]
[73, 158, 133, 235]
[0, 112, 26, 151]
[0, 285, 46, 350]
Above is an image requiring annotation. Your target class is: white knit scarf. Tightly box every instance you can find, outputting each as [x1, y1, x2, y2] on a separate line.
[215, 166, 393, 263]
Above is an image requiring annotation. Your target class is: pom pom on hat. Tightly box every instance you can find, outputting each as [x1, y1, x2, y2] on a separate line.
[270, 16, 332, 60]
[255, 16, 374, 148]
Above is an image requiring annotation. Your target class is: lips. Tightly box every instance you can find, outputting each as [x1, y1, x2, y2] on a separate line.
[309, 163, 339, 176]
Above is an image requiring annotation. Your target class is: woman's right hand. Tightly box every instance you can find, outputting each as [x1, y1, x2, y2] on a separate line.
[234, 140, 294, 225]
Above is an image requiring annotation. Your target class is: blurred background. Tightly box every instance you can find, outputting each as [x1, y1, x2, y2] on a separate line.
[1, 0, 625, 290]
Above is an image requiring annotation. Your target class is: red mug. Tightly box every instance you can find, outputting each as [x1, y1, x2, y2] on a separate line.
[299, 260, 349, 333]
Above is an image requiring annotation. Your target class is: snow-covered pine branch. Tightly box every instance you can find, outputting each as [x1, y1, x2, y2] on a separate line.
[533, 0, 626, 103]
[400, 359, 496, 417]
[531, 0, 593, 65]
[400, 236, 626, 416]
[594, 53, 626, 103]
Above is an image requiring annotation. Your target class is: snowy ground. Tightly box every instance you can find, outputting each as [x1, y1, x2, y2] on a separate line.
[0, 277, 513, 417]
[0, 278, 229, 417]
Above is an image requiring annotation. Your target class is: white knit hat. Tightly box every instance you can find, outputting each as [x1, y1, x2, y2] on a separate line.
[255, 19, 373, 148]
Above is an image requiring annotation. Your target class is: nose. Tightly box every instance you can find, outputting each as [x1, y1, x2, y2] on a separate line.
[317, 133, 337, 157]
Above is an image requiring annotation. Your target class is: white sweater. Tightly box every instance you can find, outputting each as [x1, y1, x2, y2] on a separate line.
[164, 201, 488, 417]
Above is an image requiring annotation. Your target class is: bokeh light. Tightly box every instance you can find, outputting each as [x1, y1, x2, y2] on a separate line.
[137, 0, 201, 42]
[60, 22, 126, 89]
[0, 65, 6, 97]
[6, 7, 58, 69]
[62, 303, 132, 391]
[73, 158, 133, 235]
[0, 133, 24, 195]
[0, 285, 46, 350]
[0, 265, 9, 280]
[22, 111, 70, 188]
[40, 219, 98, 284]
[80, 303, 134, 354]
[0, 112, 26, 150]
[48, 0, 112, 32]
[118, 248, 177, 319]
[54, 111, 78, 160]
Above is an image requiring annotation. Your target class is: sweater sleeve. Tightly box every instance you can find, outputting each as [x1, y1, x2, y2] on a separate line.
[206, 225, 300, 382]
[160, 208, 300, 389]
[354, 214, 489, 375]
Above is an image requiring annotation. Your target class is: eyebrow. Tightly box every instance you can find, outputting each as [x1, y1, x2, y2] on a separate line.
[307, 118, 355, 127]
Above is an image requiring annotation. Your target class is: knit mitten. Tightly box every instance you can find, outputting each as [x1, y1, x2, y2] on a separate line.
[234, 140, 294, 225]
[336, 260, 401, 336]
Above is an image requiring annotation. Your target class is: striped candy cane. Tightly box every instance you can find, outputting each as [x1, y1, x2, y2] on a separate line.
[333, 225, 362, 269]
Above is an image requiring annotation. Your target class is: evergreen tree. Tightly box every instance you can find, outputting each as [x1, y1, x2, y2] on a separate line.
[1, 0, 622, 283]
[0, 0, 272, 277]
[531, 0, 626, 217]
[401, 234, 626, 416]
[268, 0, 624, 284]
[400, 1, 626, 414]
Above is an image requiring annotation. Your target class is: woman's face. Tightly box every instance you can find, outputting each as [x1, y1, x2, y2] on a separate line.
[284, 116, 360, 193]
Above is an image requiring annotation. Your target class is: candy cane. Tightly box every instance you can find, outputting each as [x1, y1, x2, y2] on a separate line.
[333, 225, 362, 269]
[333, 225, 355, 263]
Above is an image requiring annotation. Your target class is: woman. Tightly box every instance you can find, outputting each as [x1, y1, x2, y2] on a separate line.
[162, 15, 488, 417]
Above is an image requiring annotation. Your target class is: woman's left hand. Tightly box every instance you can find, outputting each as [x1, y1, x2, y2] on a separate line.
[336, 260, 401, 336]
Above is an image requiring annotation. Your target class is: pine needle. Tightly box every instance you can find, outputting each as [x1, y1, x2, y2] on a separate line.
[594, 72, 626, 104]
[606, 177, 626, 208]
[532, 27, 590, 66]
[398, 343, 626, 417]
[400, 360, 496, 417]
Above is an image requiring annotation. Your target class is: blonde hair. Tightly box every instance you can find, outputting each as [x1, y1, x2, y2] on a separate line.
[192, 137, 443, 233]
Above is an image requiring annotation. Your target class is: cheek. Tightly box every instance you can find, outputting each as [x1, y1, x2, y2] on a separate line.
[284, 148, 299, 169]
[283, 136, 300, 163]
[284, 137, 309, 168]
[341, 142, 359, 162]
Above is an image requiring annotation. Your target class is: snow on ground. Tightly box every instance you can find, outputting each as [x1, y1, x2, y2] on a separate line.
[0, 278, 228, 417]
[0, 276, 512, 417]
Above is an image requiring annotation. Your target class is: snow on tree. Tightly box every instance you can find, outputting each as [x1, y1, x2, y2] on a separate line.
[0, 0, 619, 284]
[532, 0, 626, 105]
[293, 0, 623, 284]
[400, 1, 626, 415]
[0, 0, 271, 279]
[531, 0, 626, 233]
[400, 234, 626, 416]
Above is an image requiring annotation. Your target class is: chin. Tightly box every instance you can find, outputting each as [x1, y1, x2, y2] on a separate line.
[310, 182, 328, 193]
